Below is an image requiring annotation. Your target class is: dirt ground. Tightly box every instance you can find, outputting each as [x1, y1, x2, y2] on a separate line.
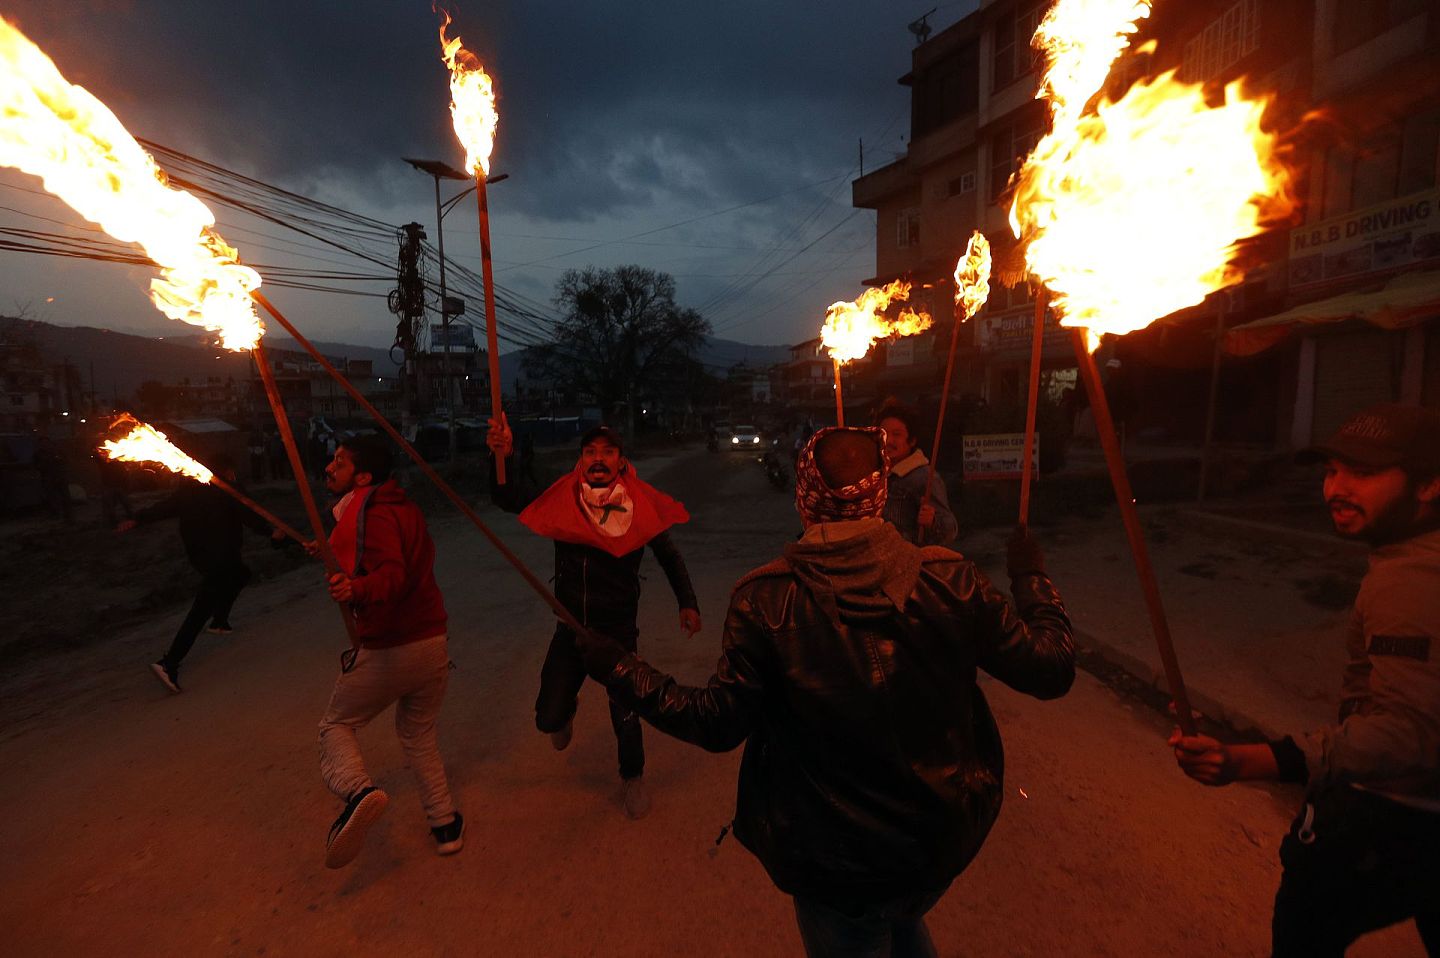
[0, 446, 1425, 956]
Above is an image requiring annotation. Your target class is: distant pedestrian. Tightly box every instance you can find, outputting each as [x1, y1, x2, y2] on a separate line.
[118, 454, 281, 692]
[1171, 402, 1440, 956]
[874, 399, 958, 546]
[571, 427, 1074, 955]
[316, 435, 463, 868]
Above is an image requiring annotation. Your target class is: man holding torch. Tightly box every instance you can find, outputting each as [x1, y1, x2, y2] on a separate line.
[119, 454, 284, 693]
[874, 399, 958, 547]
[1171, 403, 1440, 955]
[570, 427, 1073, 954]
[487, 415, 701, 819]
[315, 435, 463, 869]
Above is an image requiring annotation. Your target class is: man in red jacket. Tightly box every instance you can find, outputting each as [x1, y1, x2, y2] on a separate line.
[316, 435, 463, 869]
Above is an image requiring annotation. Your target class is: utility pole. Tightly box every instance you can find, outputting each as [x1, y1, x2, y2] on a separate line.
[389, 223, 428, 440]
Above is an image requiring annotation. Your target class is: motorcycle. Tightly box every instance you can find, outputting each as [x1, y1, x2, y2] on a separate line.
[761, 440, 788, 491]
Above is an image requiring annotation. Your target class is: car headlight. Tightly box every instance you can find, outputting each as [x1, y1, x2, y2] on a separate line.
[731, 436, 739, 444]
[751, 437, 759, 444]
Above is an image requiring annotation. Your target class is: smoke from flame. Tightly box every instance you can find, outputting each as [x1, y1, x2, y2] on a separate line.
[822, 280, 933, 365]
[1009, 0, 1294, 351]
[101, 415, 214, 484]
[0, 18, 263, 351]
[954, 231, 993, 320]
[439, 11, 499, 177]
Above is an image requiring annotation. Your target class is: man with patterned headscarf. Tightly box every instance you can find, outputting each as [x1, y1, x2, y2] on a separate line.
[487, 415, 701, 819]
[571, 426, 1075, 955]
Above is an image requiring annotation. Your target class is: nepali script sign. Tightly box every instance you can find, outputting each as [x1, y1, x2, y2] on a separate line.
[962, 433, 1038, 481]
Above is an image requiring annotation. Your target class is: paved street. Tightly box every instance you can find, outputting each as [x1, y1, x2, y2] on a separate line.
[0, 447, 1425, 956]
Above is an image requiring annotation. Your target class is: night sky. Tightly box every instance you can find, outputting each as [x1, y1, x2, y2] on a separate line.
[0, 1, 980, 351]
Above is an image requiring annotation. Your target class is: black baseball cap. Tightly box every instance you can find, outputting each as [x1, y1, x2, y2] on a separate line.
[580, 424, 624, 453]
[1296, 402, 1440, 473]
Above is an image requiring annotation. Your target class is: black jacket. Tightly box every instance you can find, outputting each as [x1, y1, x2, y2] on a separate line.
[594, 519, 1074, 905]
[490, 459, 697, 632]
[135, 481, 271, 573]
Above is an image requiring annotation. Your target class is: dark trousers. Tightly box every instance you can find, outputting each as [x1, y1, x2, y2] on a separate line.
[161, 563, 251, 671]
[792, 884, 949, 958]
[1273, 786, 1440, 957]
[535, 624, 643, 780]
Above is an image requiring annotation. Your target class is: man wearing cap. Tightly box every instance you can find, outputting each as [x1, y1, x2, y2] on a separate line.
[571, 427, 1075, 954]
[487, 415, 701, 819]
[1171, 402, 1440, 955]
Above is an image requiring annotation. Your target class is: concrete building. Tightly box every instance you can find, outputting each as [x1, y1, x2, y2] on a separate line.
[851, 0, 1438, 455]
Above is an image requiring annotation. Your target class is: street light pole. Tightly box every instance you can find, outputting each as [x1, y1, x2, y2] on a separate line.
[405, 158, 510, 464]
[431, 174, 457, 462]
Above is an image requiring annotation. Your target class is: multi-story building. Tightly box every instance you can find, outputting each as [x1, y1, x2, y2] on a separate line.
[853, 0, 1438, 452]
[1227, 0, 1440, 445]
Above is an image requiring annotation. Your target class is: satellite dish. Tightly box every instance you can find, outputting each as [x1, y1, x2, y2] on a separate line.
[908, 7, 936, 45]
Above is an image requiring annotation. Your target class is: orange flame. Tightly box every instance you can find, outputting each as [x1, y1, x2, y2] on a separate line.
[100, 415, 213, 484]
[1009, 0, 1293, 351]
[953, 231, 993, 320]
[821, 279, 933, 364]
[439, 11, 498, 177]
[0, 19, 263, 350]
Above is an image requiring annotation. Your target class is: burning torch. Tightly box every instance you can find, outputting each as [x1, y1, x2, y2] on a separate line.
[439, 12, 507, 482]
[0, 18, 357, 642]
[1007, 0, 1295, 733]
[920, 231, 992, 526]
[820, 280, 934, 428]
[100, 415, 307, 545]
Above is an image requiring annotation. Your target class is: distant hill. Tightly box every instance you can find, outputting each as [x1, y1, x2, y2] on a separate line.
[0, 317, 402, 404]
[0, 317, 789, 405]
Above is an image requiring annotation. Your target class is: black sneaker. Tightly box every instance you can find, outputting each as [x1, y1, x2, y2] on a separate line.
[150, 661, 181, 694]
[206, 621, 233, 635]
[324, 786, 389, 869]
[431, 812, 465, 856]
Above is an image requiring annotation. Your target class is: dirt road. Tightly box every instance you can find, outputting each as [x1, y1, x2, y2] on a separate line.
[0, 446, 1422, 956]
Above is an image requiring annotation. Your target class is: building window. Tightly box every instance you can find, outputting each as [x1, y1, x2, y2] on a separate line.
[1181, 0, 1261, 83]
[990, 116, 1046, 202]
[948, 171, 977, 196]
[993, 0, 1048, 91]
[1399, 108, 1440, 196]
[897, 208, 921, 249]
[1333, 0, 1428, 54]
[913, 42, 980, 138]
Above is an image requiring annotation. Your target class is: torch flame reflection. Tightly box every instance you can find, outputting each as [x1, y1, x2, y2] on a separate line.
[1009, 0, 1294, 352]
[101, 415, 214, 484]
[0, 19, 263, 350]
[822, 280, 933, 365]
[439, 11, 499, 177]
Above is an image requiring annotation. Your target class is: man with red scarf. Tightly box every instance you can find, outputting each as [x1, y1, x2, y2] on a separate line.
[488, 417, 701, 819]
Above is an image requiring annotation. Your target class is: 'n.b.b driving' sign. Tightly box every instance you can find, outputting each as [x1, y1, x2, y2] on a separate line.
[962, 433, 1038, 481]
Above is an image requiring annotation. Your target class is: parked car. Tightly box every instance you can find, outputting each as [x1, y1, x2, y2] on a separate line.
[729, 424, 762, 450]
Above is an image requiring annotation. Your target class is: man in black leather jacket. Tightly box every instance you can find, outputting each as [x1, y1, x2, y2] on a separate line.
[488, 417, 701, 819]
[575, 426, 1075, 955]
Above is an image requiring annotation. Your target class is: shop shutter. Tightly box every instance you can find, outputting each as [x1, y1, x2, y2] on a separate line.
[1424, 324, 1440, 408]
[1311, 329, 1397, 441]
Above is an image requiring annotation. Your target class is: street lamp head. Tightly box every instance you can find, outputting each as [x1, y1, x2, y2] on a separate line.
[403, 157, 471, 181]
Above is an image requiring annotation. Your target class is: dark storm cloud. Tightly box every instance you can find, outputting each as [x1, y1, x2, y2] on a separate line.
[7, 0, 929, 219]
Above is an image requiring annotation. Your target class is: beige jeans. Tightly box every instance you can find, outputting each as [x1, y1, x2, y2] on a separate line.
[318, 633, 455, 827]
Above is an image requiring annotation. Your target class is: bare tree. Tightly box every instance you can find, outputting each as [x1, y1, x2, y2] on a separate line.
[523, 265, 710, 432]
